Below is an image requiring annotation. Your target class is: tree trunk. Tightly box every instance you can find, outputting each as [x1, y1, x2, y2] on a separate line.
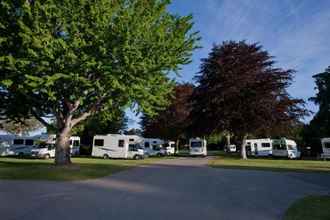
[55, 129, 72, 165]
[226, 133, 231, 146]
[241, 134, 248, 160]
[176, 138, 180, 154]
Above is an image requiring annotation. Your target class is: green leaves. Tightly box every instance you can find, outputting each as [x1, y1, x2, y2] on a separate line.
[1, 0, 199, 133]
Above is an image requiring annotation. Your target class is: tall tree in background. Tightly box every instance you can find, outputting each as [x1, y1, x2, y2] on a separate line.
[191, 41, 307, 159]
[303, 66, 330, 153]
[0, 0, 199, 165]
[0, 118, 42, 135]
[141, 83, 194, 147]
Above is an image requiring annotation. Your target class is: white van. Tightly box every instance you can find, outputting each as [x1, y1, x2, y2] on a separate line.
[10, 137, 37, 156]
[31, 143, 55, 159]
[141, 138, 165, 156]
[246, 138, 272, 157]
[189, 138, 207, 156]
[163, 141, 176, 155]
[92, 134, 144, 159]
[272, 138, 301, 159]
[321, 138, 330, 160]
[47, 135, 80, 156]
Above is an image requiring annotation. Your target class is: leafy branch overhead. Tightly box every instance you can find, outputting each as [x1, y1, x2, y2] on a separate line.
[0, 0, 199, 165]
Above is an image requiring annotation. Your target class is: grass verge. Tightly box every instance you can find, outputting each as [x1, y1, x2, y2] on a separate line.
[209, 153, 330, 173]
[0, 157, 159, 181]
[284, 195, 330, 220]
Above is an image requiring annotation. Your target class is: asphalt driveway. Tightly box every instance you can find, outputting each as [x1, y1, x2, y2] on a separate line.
[0, 157, 330, 220]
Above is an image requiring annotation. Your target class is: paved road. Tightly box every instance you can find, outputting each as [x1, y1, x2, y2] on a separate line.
[1, 157, 330, 220]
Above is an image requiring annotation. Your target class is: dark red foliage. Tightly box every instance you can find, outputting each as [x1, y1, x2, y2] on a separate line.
[190, 41, 307, 138]
[141, 83, 194, 140]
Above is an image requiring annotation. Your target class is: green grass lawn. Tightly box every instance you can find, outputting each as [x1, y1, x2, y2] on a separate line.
[284, 195, 330, 220]
[209, 152, 330, 173]
[0, 157, 160, 181]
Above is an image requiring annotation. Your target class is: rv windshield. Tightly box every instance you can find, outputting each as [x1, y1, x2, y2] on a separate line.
[324, 143, 330, 148]
[273, 143, 285, 150]
[287, 145, 296, 150]
[191, 141, 202, 148]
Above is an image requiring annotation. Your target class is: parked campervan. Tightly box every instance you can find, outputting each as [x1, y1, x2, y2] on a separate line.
[163, 141, 176, 155]
[92, 134, 144, 159]
[47, 135, 81, 156]
[246, 139, 272, 157]
[31, 143, 55, 159]
[321, 138, 330, 160]
[189, 138, 207, 156]
[10, 136, 38, 156]
[272, 138, 301, 159]
[142, 138, 165, 156]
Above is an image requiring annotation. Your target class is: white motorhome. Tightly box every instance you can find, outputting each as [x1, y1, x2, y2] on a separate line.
[321, 138, 330, 160]
[272, 138, 301, 159]
[47, 135, 80, 156]
[10, 136, 38, 156]
[141, 138, 165, 156]
[189, 138, 207, 156]
[224, 144, 237, 153]
[246, 138, 272, 157]
[31, 143, 55, 159]
[163, 141, 176, 155]
[92, 134, 144, 159]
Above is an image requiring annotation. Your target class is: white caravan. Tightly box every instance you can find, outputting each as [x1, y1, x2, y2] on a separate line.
[189, 138, 207, 156]
[321, 138, 330, 160]
[246, 139, 272, 157]
[272, 138, 301, 159]
[163, 141, 176, 155]
[10, 136, 38, 156]
[142, 138, 166, 156]
[92, 134, 144, 159]
[47, 135, 81, 156]
[224, 144, 237, 153]
[31, 143, 55, 159]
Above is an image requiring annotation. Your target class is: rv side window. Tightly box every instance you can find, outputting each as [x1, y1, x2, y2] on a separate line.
[69, 140, 72, 145]
[144, 142, 150, 148]
[13, 139, 24, 145]
[25, 139, 34, 146]
[94, 139, 104, 146]
[129, 139, 134, 142]
[171, 144, 175, 148]
[325, 143, 330, 148]
[73, 140, 80, 146]
[254, 143, 257, 148]
[261, 143, 270, 148]
[118, 140, 125, 147]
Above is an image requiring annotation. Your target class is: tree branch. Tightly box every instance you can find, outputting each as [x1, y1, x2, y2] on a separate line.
[31, 109, 53, 129]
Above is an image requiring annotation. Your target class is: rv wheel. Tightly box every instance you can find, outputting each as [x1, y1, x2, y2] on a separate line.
[103, 154, 109, 159]
[44, 154, 50, 159]
[133, 155, 141, 160]
[18, 152, 24, 158]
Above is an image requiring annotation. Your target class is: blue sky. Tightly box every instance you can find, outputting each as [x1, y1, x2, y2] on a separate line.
[127, 0, 330, 128]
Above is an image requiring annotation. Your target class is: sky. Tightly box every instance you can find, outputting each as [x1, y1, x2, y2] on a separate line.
[127, 0, 330, 128]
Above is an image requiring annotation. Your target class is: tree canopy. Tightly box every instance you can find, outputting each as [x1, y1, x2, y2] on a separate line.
[302, 66, 330, 154]
[0, 117, 42, 135]
[190, 41, 307, 158]
[141, 83, 194, 142]
[0, 0, 199, 164]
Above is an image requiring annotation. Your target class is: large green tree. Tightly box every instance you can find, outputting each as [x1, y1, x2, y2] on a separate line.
[190, 41, 307, 159]
[0, 0, 199, 165]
